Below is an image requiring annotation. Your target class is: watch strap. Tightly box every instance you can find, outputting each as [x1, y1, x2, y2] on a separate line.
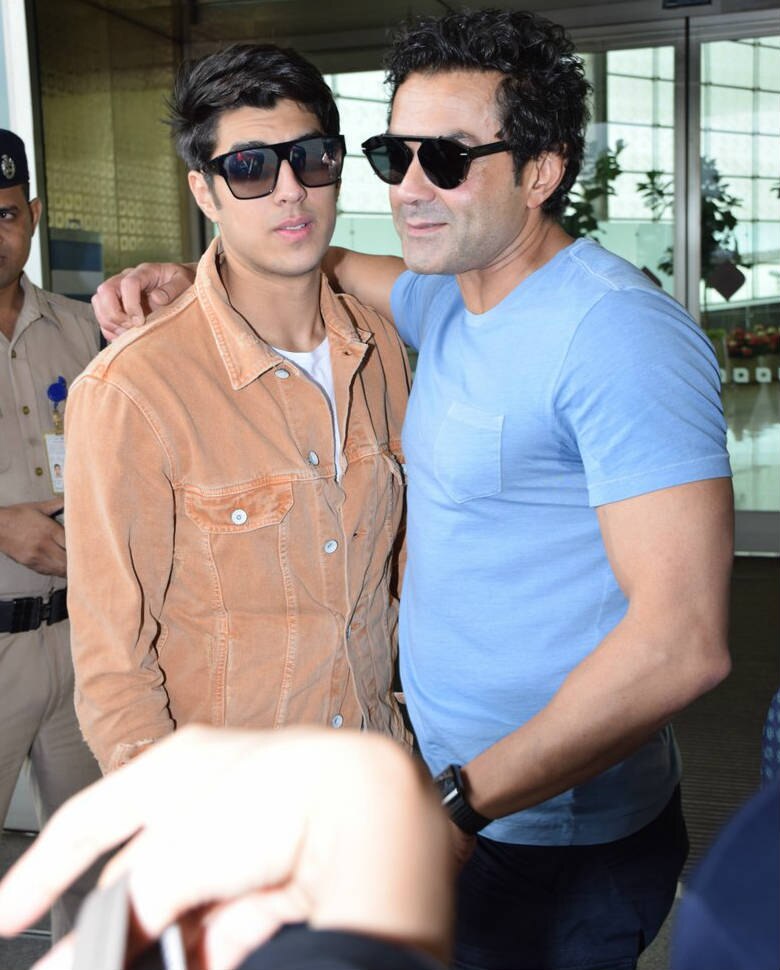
[434, 763, 491, 835]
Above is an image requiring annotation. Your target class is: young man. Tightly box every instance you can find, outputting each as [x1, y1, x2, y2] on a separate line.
[0, 128, 101, 939]
[92, 12, 734, 969]
[64, 45, 411, 774]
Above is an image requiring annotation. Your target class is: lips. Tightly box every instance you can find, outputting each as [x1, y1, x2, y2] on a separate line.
[274, 217, 313, 232]
[396, 207, 448, 235]
[403, 220, 447, 236]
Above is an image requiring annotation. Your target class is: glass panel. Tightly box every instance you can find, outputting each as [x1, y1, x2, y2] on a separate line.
[335, 98, 389, 154]
[757, 91, 780, 135]
[326, 69, 398, 255]
[700, 36, 780, 516]
[703, 40, 756, 86]
[758, 43, 780, 91]
[565, 46, 676, 296]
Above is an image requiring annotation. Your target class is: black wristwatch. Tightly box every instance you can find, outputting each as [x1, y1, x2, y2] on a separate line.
[433, 763, 491, 835]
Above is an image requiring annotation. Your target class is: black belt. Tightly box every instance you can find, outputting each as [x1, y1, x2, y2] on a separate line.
[0, 588, 69, 634]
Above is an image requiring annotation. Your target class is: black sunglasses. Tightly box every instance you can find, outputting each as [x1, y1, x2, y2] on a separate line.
[203, 135, 346, 200]
[361, 134, 511, 190]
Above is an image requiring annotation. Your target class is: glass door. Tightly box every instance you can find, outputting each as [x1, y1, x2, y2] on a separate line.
[698, 34, 780, 550]
[569, 45, 677, 297]
[571, 19, 779, 554]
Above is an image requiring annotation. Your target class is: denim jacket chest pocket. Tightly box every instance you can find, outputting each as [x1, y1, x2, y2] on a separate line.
[184, 480, 294, 533]
[181, 481, 295, 614]
[433, 402, 504, 504]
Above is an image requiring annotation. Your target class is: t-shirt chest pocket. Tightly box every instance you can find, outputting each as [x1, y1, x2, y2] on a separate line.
[433, 402, 504, 504]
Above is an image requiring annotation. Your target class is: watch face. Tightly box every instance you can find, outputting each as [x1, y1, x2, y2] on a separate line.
[434, 765, 459, 799]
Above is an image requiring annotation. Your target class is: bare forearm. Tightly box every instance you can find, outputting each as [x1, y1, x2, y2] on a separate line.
[464, 479, 734, 820]
[464, 609, 730, 820]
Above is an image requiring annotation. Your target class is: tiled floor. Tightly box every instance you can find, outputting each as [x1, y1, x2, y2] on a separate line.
[723, 383, 780, 512]
[0, 831, 49, 968]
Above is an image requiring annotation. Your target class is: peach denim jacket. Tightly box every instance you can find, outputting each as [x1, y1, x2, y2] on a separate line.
[65, 240, 412, 772]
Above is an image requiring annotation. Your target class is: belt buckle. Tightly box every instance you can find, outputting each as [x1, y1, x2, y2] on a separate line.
[11, 597, 42, 633]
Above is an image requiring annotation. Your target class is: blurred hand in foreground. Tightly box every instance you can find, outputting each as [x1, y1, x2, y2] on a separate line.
[0, 725, 454, 970]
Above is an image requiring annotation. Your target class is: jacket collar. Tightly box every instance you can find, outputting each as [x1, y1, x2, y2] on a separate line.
[195, 238, 370, 391]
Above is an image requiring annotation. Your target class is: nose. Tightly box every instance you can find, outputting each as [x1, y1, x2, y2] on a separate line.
[393, 150, 436, 205]
[273, 159, 307, 203]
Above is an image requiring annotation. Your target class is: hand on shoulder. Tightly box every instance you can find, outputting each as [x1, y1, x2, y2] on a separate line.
[92, 262, 195, 342]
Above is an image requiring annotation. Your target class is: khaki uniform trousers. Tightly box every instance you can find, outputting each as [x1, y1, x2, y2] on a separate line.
[0, 618, 102, 940]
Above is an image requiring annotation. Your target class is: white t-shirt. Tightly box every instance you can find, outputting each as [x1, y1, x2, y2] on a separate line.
[273, 337, 342, 479]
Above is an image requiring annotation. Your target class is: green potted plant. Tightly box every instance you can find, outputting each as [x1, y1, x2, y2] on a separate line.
[561, 140, 625, 239]
[641, 156, 750, 302]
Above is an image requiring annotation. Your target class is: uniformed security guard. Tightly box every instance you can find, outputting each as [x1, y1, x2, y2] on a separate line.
[0, 128, 101, 940]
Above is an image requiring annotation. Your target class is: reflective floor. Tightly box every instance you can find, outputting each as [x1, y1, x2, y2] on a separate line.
[723, 383, 780, 513]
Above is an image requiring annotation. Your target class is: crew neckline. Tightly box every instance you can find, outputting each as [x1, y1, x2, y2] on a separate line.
[463, 238, 590, 324]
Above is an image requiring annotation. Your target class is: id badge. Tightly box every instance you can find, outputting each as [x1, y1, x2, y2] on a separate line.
[44, 433, 66, 494]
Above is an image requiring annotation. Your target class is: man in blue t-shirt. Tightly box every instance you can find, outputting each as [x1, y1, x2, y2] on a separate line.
[326, 10, 733, 970]
[93, 11, 733, 970]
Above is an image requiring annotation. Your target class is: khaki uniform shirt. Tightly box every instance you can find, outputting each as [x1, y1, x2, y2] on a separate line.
[66, 239, 412, 772]
[0, 275, 99, 598]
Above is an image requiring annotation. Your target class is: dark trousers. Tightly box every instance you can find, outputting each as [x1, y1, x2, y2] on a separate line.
[454, 787, 688, 970]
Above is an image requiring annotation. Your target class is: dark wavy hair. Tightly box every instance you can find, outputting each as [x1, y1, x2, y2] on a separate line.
[385, 9, 590, 218]
[168, 43, 340, 174]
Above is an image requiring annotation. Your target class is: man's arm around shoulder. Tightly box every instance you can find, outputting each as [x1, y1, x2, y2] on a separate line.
[323, 248, 405, 323]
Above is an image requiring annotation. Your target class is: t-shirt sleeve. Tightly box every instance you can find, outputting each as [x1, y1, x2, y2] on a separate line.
[554, 287, 732, 507]
[391, 270, 424, 349]
[391, 271, 454, 351]
[236, 924, 447, 970]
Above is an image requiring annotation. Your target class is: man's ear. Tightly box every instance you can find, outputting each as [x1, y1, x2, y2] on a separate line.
[525, 152, 566, 210]
[28, 197, 42, 234]
[188, 170, 220, 223]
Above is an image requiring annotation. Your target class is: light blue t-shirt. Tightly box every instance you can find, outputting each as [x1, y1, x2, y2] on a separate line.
[391, 238, 732, 846]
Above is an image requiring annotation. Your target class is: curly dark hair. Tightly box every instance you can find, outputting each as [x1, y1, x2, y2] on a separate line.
[168, 43, 340, 174]
[385, 9, 590, 219]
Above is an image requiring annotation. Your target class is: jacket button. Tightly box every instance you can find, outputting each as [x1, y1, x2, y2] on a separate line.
[323, 539, 338, 554]
[231, 508, 248, 525]
[308, 450, 319, 466]
[331, 714, 344, 728]
[274, 368, 290, 379]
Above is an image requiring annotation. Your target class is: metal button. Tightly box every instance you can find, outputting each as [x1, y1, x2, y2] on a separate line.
[22, 405, 30, 415]
[331, 714, 344, 728]
[323, 539, 338, 554]
[35, 467, 44, 476]
[274, 368, 290, 379]
[307, 450, 319, 466]
[231, 508, 248, 525]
